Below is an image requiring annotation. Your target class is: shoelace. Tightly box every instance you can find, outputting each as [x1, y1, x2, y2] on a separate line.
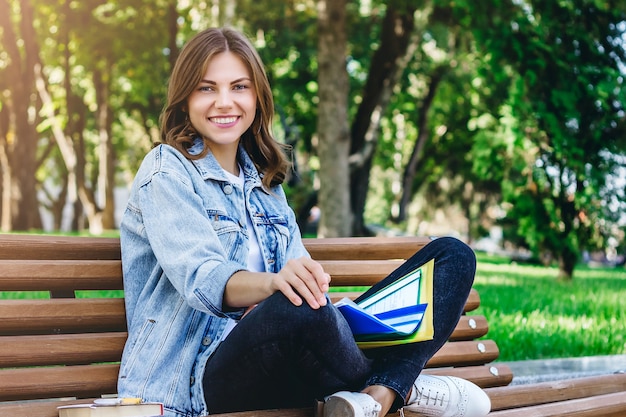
[413, 382, 447, 407]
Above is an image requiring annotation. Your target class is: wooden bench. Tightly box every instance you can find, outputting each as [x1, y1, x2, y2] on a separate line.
[0, 234, 624, 417]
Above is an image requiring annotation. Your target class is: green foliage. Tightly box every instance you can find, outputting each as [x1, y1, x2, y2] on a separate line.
[2, 0, 625, 267]
[466, 1, 626, 278]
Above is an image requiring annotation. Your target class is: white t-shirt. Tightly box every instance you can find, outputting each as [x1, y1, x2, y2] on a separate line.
[223, 168, 264, 273]
[220, 167, 265, 341]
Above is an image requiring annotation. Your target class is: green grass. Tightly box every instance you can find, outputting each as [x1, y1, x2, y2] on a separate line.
[473, 252, 626, 362]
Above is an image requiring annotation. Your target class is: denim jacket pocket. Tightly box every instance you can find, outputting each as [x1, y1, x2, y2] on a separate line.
[207, 210, 246, 263]
[253, 214, 290, 273]
[119, 318, 156, 379]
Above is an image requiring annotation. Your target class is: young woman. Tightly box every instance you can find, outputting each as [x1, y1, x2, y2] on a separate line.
[118, 27, 491, 417]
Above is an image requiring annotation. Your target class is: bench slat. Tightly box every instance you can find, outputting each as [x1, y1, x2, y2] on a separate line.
[0, 257, 478, 294]
[0, 235, 432, 262]
[0, 332, 126, 367]
[318, 260, 404, 285]
[449, 315, 488, 341]
[424, 364, 514, 388]
[0, 332, 493, 371]
[303, 236, 432, 261]
[9, 388, 621, 417]
[0, 299, 126, 335]
[0, 258, 433, 291]
[211, 409, 312, 417]
[486, 373, 626, 411]
[0, 260, 123, 291]
[13, 388, 620, 417]
[487, 391, 626, 417]
[425, 340, 501, 368]
[0, 364, 119, 401]
[0, 399, 95, 417]
[0, 298, 484, 339]
[0, 235, 121, 260]
[0, 402, 311, 417]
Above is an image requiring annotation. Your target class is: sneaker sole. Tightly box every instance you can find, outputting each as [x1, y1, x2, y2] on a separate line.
[324, 396, 358, 417]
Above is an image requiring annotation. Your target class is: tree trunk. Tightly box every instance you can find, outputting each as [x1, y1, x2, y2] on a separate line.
[72, 67, 115, 235]
[0, 0, 43, 231]
[0, 105, 10, 230]
[316, 0, 352, 237]
[394, 66, 447, 223]
[349, 4, 418, 236]
[60, 4, 82, 231]
[558, 246, 577, 281]
[94, 68, 116, 231]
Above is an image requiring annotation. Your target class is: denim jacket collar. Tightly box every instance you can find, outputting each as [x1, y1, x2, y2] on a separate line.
[188, 137, 266, 194]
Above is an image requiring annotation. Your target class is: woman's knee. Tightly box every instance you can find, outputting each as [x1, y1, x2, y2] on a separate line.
[258, 292, 343, 333]
[429, 236, 476, 269]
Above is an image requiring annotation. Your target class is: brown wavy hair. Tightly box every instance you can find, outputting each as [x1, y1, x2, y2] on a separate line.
[159, 27, 290, 188]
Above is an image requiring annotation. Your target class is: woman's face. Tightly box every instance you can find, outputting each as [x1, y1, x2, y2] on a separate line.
[187, 51, 257, 157]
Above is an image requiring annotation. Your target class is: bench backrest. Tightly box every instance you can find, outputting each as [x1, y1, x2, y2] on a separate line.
[0, 234, 512, 417]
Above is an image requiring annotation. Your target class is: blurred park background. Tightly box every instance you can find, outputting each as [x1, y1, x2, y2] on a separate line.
[2, 0, 626, 282]
[1, 0, 626, 362]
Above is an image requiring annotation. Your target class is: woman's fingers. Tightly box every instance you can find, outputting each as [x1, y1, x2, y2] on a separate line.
[276, 257, 330, 309]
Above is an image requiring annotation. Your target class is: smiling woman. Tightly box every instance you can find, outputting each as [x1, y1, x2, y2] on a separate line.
[186, 52, 257, 174]
[116, 27, 489, 417]
[158, 27, 288, 191]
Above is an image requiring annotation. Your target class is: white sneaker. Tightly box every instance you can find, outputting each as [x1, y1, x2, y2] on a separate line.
[324, 391, 382, 417]
[403, 375, 491, 417]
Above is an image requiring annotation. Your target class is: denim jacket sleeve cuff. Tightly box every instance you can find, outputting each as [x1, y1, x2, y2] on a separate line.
[191, 260, 247, 318]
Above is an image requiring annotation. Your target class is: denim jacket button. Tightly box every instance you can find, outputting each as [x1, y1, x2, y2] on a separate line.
[223, 184, 233, 195]
[202, 336, 211, 346]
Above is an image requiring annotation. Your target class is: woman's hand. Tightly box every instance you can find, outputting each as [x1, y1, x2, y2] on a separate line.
[271, 257, 331, 309]
[224, 257, 331, 310]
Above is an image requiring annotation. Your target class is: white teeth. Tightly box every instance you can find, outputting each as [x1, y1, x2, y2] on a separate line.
[211, 116, 237, 124]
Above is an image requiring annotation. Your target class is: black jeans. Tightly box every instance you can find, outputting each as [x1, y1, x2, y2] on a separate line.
[203, 237, 476, 413]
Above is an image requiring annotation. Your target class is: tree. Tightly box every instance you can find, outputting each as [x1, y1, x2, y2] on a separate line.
[315, 0, 352, 237]
[1, 0, 172, 233]
[470, 0, 626, 279]
[349, 0, 418, 236]
[0, 0, 43, 231]
[2, 0, 625, 266]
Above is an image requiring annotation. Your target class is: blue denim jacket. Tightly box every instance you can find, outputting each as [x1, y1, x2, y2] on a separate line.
[118, 140, 309, 417]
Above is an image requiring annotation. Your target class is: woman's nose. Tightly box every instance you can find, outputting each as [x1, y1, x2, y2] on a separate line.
[215, 90, 233, 108]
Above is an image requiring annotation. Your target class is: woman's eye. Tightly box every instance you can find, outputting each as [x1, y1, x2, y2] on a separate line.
[199, 86, 214, 92]
[233, 84, 248, 90]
